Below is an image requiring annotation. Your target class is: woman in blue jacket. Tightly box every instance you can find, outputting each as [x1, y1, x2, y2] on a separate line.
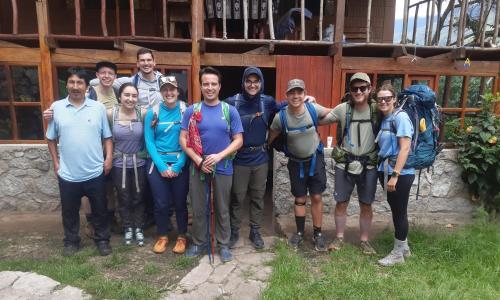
[375, 84, 415, 266]
[145, 75, 189, 255]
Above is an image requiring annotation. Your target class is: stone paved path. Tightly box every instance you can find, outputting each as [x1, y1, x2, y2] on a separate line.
[163, 236, 276, 300]
[0, 271, 91, 300]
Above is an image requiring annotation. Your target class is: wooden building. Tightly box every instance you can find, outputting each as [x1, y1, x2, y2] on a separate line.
[0, 0, 499, 144]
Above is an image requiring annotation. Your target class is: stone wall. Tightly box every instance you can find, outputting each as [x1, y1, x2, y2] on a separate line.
[0, 145, 60, 211]
[272, 149, 476, 224]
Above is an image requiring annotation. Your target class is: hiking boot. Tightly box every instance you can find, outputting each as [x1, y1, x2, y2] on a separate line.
[378, 250, 405, 266]
[219, 246, 233, 263]
[135, 228, 145, 247]
[185, 244, 205, 258]
[313, 232, 327, 252]
[172, 236, 187, 254]
[328, 237, 344, 251]
[124, 227, 133, 246]
[288, 232, 304, 249]
[228, 228, 240, 249]
[403, 247, 411, 258]
[249, 227, 264, 249]
[360, 241, 377, 255]
[153, 236, 168, 254]
[62, 244, 81, 257]
[96, 241, 112, 256]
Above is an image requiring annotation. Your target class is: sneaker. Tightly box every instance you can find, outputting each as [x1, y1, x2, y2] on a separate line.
[313, 233, 327, 252]
[172, 236, 187, 254]
[96, 241, 112, 256]
[328, 237, 344, 251]
[219, 246, 233, 263]
[153, 236, 168, 254]
[228, 228, 240, 249]
[62, 244, 81, 257]
[249, 227, 265, 249]
[378, 250, 405, 266]
[288, 232, 304, 249]
[403, 248, 411, 258]
[124, 227, 133, 246]
[185, 244, 205, 257]
[360, 240, 377, 255]
[135, 228, 145, 247]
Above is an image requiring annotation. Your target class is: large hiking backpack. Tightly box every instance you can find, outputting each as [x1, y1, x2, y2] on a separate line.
[392, 84, 442, 170]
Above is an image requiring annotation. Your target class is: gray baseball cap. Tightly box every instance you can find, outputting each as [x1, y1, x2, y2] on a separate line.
[350, 72, 371, 85]
[286, 79, 305, 93]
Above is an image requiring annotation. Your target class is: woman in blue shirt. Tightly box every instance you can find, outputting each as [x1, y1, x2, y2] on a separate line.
[145, 75, 189, 255]
[375, 84, 415, 266]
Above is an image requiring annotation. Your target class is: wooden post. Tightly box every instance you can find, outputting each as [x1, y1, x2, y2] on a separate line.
[479, 0, 491, 47]
[36, 0, 55, 133]
[101, 0, 108, 36]
[243, 0, 248, 39]
[75, 0, 81, 36]
[424, 0, 431, 45]
[428, 0, 435, 45]
[300, 0, 305, 40]
[462, 0, 469, 46]
[457, 0, 466, 46]
[162, 0, 168, 38]
[494, 0, 500, 45]
[447, 0, 455, 45]
[115, 0, 121, 36]
[366, 0, 372, 42]
[319, 0, 324, 41]
[129, 0, 135, 36]
[401, 0, 409, 43]
[412, 4, 420, 44]
[478, 0, 486, 44]
[268, 0, 275, 40]
[435, 0, 442, 44]
[332, 0, 346, 105]
[11, 0, 18, 34]
[223, 0, 227, 39]
[191, 0, 203, 102]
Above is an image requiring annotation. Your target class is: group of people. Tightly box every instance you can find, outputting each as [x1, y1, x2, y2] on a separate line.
[45, 47, 415, 267]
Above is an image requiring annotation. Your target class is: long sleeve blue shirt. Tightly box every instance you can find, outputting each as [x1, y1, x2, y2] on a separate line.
[144, 101, 187, 173]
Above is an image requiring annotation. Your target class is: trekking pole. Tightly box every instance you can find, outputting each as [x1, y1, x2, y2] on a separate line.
[210, 174, 216, 265]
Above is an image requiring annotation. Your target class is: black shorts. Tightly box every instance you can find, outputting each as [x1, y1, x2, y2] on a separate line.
[287, 152, 327, 197]
[333, 166, 377, 204]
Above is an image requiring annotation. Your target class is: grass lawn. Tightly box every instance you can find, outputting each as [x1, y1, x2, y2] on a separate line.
[263, 221, 500, 300]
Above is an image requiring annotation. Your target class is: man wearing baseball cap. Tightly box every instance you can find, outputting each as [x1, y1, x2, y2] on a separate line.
[319, 72, 379, 255]
[267, 79, 331, 252]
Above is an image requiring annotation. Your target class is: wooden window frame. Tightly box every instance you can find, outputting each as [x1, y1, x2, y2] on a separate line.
[0, 63, 45, 144]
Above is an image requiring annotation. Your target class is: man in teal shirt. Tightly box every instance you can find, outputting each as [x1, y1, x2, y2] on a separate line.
[46, 67, 113, 257]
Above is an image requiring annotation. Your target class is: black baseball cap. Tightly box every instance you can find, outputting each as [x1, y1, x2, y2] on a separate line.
[96, 61, 117, 73]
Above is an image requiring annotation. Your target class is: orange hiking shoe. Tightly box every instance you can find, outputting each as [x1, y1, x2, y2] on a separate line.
[172, 236, 187, 254]
[153, 236, 168, 254]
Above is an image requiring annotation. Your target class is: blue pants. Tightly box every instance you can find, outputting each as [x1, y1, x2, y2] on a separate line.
[147, 160, 189, 236]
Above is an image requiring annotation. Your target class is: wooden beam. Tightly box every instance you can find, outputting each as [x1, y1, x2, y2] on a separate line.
[451, 46, 467, 59]
[412, 4, 419, 44]
[447, 0, 455, 45]
[435, 0, 442, 44]
[36, 0, 55, 135]
[222, 0, 227, 39]
[391, 45, 408, 58]
[200, 53, 275, 67]
[0, 48, 41, 62]
[163, 0, 168, 38]
[191, 0, 203, 102]
[268, 0, 275, 40]
[300, 0, 305, 40]
[129, 0, 135, 36]
[424, 0, 431, 45]
[101, 0, 108, 36]
[457, 0, 466, 46]
[75, 0, 81, 36]
[332, 0, 346, 105]
[462, 0, 469, 46]
[494, 0, 500, 45]
[427, 0, 436, 45]
[115, 0, 120, 36]
[402, 0, 410, 43]
[319, 0, 324, 41]
[243, 0, 248, 39]
[328, 44, 338, 56]
[366, 0, 372, 42]
[11, 0, 18, 34]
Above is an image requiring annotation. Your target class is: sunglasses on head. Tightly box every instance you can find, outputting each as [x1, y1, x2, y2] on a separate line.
[350, 85, 369, 93]
[376, 96, 394, 103]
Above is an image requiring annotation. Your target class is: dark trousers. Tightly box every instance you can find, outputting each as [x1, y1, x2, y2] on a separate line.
[58, 173, 110, 246]
[111, 166, 146, 229]
[378, 173, 415, 240]
[147, 160, 189, 236]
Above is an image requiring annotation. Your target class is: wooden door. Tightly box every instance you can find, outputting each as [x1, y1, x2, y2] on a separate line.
[275, 55, 334, 144]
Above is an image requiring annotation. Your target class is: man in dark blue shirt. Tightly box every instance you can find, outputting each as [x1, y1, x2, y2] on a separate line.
[225, 67, 278, 249]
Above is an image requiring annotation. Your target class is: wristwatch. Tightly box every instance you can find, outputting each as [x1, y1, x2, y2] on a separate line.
[392, 170, 400, 177]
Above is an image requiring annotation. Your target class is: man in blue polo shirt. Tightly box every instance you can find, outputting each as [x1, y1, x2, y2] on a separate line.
[46, 67, 113, 257]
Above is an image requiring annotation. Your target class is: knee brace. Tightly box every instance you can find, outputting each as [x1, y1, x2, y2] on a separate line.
[294, 199, 306, 206]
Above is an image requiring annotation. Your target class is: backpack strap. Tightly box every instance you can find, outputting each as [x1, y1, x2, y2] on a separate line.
[132, 74, 140, 89]
[221, 101, 231, 133]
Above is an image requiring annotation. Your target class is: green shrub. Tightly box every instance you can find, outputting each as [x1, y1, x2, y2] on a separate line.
[447, 92, 500, 216]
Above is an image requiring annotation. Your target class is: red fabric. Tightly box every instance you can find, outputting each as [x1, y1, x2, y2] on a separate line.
[187, 111, 203, 157]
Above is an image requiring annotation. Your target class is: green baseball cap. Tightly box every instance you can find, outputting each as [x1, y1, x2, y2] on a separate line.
[286, 79, 306, 93]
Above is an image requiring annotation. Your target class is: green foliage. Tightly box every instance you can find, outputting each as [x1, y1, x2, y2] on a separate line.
[447, 92, 500, 215]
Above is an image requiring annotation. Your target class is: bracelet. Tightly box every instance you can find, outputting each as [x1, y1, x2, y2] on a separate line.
[197, 157, 205, 169]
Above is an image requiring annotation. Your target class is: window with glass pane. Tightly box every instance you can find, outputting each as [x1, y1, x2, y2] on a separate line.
[0, 66, 9, 101]
[0, 107, 12, 139]
[467, 77, 494, 108]
[437, 76, 464, 108]
[376, 74, 403, 93]
[165, 69, 189, 101]
[15, 107, 44, 140]
[12, 66, 40, 102]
